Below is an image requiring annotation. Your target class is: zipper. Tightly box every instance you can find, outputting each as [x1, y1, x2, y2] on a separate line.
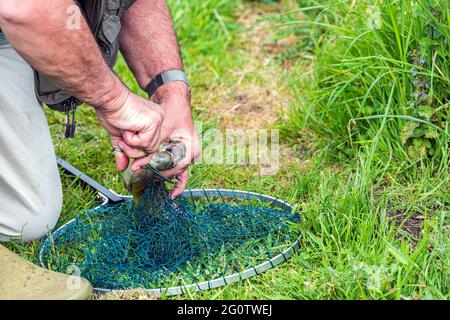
[102, 44, 112, 65]
[92, 0, 105, 36]
[92, 0, 114, 65]
[64, 98, 79, 138]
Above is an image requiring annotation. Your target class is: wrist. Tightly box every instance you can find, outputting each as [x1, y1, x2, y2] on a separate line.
[91, 75, 129, 113]
[151, 81, 191, 106]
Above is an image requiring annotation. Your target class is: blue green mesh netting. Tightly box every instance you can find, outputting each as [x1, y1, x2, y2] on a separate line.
[39, 179, 300, 293]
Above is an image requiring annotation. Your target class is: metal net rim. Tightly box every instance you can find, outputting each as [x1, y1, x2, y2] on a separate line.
[38, 188, 301, 296]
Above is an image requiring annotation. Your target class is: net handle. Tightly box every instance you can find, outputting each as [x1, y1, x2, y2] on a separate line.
[57, 157, 125, 205]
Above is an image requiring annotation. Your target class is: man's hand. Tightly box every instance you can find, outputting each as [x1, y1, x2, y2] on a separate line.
[119, 83, 201, 198]
[160, 100, 201, 199]
[118, 0, 202, 197]
[95, 88, 165, 172]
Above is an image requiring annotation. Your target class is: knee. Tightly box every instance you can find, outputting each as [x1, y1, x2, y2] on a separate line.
[0, 186, 62, 242]
[21, 188, 63, 241]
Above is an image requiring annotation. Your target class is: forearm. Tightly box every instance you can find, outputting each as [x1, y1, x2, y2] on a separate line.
[0, 0, 125, 109]
[119, 0, 189, 102]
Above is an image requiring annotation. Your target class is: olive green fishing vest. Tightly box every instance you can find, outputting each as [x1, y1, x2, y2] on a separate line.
[34, 0, 136, 137]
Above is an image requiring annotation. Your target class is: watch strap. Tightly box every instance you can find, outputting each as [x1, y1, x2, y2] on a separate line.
[145, 70, 191, 97]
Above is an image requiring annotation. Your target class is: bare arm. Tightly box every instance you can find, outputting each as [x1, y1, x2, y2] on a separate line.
[119, 0, 189, 101]
[0, 0, 166, 170]
[0, 0, 124, 109]
[119, 0, 200, 197]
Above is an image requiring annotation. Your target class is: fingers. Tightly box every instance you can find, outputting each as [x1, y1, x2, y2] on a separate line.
[98, 92, 167, 166]
[159, 161, 190, 179]
[111, 136, 129, 171]
[122, 128, 160, 152]
[120, 98, 164, 150]
[170, 170, 188, 199]
[158, 136, 201, 178]
[130, 154, 153, 172]
[119, 142, 151, 160]
[114, 151, 128, 171]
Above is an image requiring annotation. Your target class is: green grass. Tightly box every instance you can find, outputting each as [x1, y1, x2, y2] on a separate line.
[7, 0, 448, 299]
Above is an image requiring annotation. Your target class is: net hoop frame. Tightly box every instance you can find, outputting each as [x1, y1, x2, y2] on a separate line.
[38, 188, 301, 296]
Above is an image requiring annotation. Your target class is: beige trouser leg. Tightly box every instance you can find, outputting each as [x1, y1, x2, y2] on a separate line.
[0, 43, 93, 300]
[0, 45, 62, 242]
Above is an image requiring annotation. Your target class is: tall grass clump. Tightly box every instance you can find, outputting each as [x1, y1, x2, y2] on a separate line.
[266, 0, 450, 300]
[283, 0, 449, 168]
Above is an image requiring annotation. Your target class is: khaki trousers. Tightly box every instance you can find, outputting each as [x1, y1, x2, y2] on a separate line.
[0, 44, 62, 242]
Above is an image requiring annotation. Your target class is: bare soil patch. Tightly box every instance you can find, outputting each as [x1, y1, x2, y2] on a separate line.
[199, 1, 300, 130]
